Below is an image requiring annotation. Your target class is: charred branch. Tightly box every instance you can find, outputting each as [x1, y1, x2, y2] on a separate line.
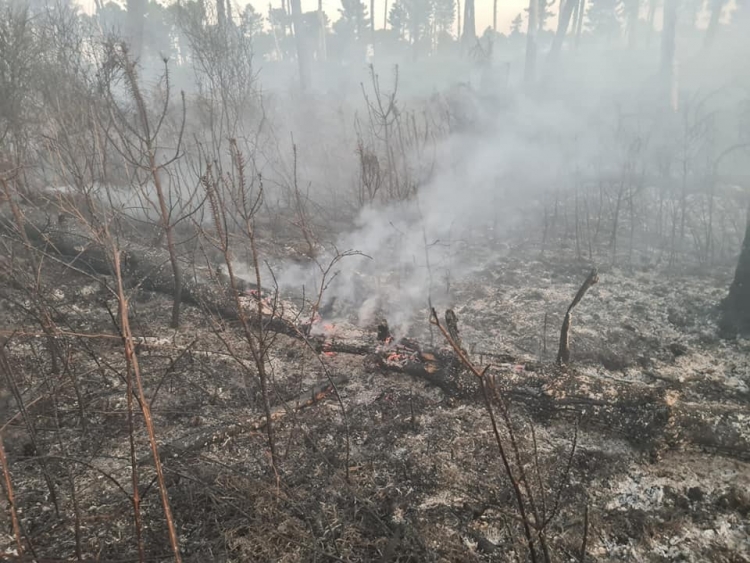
[557, 268, 599, 365]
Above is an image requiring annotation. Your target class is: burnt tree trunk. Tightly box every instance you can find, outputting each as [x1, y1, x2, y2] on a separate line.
[0, 209, 300, 337]
[720, 204, 750, 336]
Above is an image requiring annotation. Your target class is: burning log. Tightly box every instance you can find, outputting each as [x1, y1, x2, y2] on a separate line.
[367, 324, 470, 396]
[557, 268, 599, 365]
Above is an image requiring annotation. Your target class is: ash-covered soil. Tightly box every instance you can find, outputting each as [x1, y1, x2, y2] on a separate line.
[1, 243, 749, 562]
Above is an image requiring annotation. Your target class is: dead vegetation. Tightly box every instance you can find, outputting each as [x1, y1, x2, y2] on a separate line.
[1, 6, 749, 563]
[1, 198, 748, 561]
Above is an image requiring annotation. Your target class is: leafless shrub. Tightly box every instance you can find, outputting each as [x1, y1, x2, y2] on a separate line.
[430, 308, 584, 563]
[357, 65, 445, 205]
[173, 0, 259, 147]
[195, 141, 283, 471]
[98, 43, 190, 328]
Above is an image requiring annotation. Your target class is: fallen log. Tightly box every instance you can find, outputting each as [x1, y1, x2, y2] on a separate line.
[0, 209, 301, 337]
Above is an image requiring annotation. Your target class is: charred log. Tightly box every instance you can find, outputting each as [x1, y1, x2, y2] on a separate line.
[0, 210, 301, 338]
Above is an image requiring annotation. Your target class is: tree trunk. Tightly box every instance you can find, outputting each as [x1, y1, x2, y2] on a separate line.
[457, 0, 461, 43]
[626, 0, 638, 49]
[574, 0, 585, 47]
[493, 0, 498, 32]
[226, 0, 234, 26]
[0, 209, 301, 338]
[126, 0, 146, 59]
[547, 0, 577, 64]
[525, 0, 539, 84]
[462, 0, 475, 49]
[660, 0, 678, 111]
[319, 0, 327, 61]
[646, 0, 657, 45]
[216, 0, 226, 29]
[704, 0, 725, 48]
[720, 203, 750, 336]
[290, 0, 311, 90]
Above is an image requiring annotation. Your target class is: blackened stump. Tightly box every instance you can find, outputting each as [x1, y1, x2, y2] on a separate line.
[377, 320, 392, 342]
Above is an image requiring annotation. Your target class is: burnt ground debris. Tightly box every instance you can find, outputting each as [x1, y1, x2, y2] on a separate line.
[0, 219, 749, 562]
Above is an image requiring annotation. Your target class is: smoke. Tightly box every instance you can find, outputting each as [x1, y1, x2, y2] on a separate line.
[264, 24, 750, 337]
[268, 89, 606, 336]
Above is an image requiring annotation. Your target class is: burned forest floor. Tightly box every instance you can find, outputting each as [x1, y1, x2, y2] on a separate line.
[1, 227, 749, 563]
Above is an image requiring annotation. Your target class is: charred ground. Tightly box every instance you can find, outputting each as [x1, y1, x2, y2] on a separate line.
[1, 217, 748, 563]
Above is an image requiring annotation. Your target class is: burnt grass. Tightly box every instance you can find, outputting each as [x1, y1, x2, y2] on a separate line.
[1, 241, 749, 562]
